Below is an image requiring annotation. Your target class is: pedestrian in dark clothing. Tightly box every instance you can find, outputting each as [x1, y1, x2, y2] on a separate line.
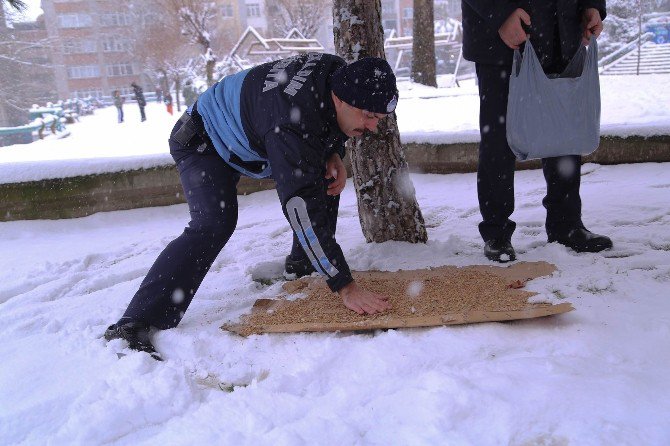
[155, 85, 163, 103]
[131, 82, 147, 122]
[461, 0, 612, 262]
[164, 91, 174, 115]
[112, 90, 124, 123]
[182, 80, 198, 108]
[105, 54, 398, 359]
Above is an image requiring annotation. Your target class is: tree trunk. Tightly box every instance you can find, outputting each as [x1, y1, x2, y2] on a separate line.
[412, 0, 437, 87]
[206, 58, 216, 86]
[205, 47, 216, 87]
[174, 77, 182, 112]
[158, 69, 169, 95]
[637, 1, 642, 76]
[332, 0, 428, 243]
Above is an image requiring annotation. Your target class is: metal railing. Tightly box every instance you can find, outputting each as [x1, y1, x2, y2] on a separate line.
[221, 27, 326, 74]
[598, 32, 655, 71]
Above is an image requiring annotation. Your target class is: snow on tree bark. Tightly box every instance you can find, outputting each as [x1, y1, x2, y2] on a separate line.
[412, 0, 437, 87]
[332, 0, 428, 244]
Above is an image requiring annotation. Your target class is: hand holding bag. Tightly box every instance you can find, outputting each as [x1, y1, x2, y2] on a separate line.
[506, 36, 601, 161]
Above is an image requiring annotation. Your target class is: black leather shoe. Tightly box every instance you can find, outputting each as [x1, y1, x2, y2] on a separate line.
[548, 227, 613, 253]
[104, 321, 162, 361]
[484, 239, 517, 263]
[284, 255, 316, 278]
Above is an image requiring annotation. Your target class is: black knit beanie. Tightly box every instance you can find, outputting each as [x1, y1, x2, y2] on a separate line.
[331, 57, 398, 114]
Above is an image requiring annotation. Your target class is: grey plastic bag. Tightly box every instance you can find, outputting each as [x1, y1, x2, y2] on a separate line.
[506, 36, 601, 161]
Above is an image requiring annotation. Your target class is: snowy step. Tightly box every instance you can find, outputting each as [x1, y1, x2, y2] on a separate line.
[600, 43, 670, 75]
[613, 60, 670, 68]
[606, 69, 670, 74]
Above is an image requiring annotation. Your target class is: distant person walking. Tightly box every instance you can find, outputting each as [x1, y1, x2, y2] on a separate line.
[155, 85, 163, 103]
[112, 90, 124, 123]
[164, 91, 174, 115]
[131, 82, 147, 122]
[182, 80, 198, 108]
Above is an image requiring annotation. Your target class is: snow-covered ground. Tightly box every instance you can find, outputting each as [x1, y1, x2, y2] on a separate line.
[1, 162, 669, 445]
[1, 69, 669, 444]
[1, 74, 670, 184]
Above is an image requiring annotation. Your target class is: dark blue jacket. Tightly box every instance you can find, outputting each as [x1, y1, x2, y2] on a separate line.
[197, 53, 353, 292]
[462, 0, 606, 66]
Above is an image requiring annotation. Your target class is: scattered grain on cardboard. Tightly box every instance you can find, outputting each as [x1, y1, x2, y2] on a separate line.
[238, 264, 553, 335]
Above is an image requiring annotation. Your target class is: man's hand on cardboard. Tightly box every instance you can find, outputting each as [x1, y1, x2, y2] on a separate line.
[339, 281, 391, 315]
[499, 8, 531, 50]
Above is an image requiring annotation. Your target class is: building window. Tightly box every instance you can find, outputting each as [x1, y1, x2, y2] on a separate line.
[403, 8, 413, 19]
[101, 36, 130, 52]
[62, 39, 97, 54]
[58, 14, 93, 29]
[73, 89, 104, 99]
[106, 63, 134, 77]
[221, 4, 234, 17]
[246, 3, 260, 17]
[100, 12, 132, 27]
[110, 87, 133, 96]
[67, 65, 100, 79]
[142, 12, 159, 26]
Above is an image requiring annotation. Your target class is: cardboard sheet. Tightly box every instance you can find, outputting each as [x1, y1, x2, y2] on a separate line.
[223, 261, 573, 336]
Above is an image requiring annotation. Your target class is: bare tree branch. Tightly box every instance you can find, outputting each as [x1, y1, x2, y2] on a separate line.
[267, 0, 329, 38]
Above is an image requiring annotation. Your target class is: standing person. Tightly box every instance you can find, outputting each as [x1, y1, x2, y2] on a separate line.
[155, 85, 163, 103]
[182, 79, 198, 108]
[104, 54, 398, 359]
[164, 91, 174, 115]
[131, 82, 147, 122]
[461, 0, 613, 262]
[112, 90, 124, 123]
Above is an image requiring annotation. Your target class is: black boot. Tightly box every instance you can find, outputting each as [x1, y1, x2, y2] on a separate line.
[104, 321, 162, 361]
[484, 239, 517, 263]
[284, 254, 316, 278]
[548, 227, 613, 253]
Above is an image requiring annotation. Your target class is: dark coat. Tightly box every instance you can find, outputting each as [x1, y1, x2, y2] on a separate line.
[461, 0, 606, 66]
[242, 53, 351, 291]
[182, 83, 198, 108]
[113, 94, 124, 108]
[195, 53, 352, 291]
[132, 84, 147, 107]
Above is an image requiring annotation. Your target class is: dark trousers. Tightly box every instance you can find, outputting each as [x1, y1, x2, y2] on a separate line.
[139, 105, 146, 122]
[475, 63, 583, 243]
[120, 119, 338, 329]
[116, 107, 123, 123]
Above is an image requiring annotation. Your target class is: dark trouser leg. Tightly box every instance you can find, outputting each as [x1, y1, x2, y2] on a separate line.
[290, 180, 340, 260]
[139, 106, 146, 121]
[542, 155, 583, 237]
[475, 63, 517, 242]
[120, 125, 240, 329]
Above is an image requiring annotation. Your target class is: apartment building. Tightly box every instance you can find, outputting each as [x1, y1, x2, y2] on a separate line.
[244, 0, 269, 34]
[30, 0, 460, 101]
[12, 17, 56, 105]
[40, 0, 147, 99]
